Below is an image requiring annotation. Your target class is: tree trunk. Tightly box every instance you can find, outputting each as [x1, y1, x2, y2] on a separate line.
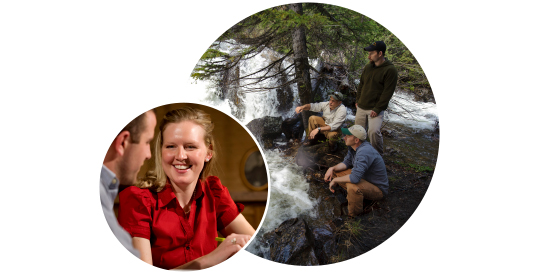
[289, 3, 313, 137]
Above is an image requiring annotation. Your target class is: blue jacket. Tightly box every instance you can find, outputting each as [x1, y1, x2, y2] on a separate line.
[342, 142, 389, 195]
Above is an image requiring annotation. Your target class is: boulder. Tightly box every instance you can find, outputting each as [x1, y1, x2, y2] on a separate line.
[294, 143, 325, 169]
[246, 116, 283, 148]
[262, 218, 319, 265]
[310, 224, 338, 265]
[413, 87, 435, 103]
[294, 141, 346, 170]
[281, 113, 304, 140]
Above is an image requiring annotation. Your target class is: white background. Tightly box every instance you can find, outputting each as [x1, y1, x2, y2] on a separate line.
[1, 0, 538, 273]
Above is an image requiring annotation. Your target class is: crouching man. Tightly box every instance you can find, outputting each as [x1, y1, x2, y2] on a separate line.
[324, 125, 389, 217]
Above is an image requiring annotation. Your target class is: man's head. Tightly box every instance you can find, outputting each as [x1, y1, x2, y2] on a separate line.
[328, 91, 344, 110]
[104, 110, 157, 185]
[341, 125, 367, 148]
[364, 41, 386, 65]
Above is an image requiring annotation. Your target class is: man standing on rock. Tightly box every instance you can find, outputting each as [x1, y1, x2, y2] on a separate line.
[101, 110, 156, 256]
[355, 41, 398, 155]
[324, 125, 388, 217]
[295, 91, 347, 152]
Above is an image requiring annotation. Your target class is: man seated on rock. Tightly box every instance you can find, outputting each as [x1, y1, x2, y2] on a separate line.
[324, 125, 389, 217]
[295, 91, 347, 151]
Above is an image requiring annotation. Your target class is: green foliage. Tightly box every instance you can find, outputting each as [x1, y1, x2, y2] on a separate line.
[331, 217, 365, 263]
[255, 8, 330, 30]
[313, 92, 322, 102]
[191, 4, 376, 82]
[408, 163, 434, 173]
[343, 218, 364, 237]
[317, 134, 343, 148]
[394, 160, 434, 173]
[364, 21, 429, 89]
[201, 48, 229, 59]
[190, 3, 430, 93]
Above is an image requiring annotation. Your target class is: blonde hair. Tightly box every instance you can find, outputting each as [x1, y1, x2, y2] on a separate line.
[137, 107, 217, 192]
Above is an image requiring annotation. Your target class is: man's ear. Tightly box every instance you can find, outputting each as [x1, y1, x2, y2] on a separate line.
[114, 131, 131, 157]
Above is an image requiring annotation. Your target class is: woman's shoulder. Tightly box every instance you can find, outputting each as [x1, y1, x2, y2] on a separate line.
[204, 176, 228, 194]
[204, 176, 244, 223]
[205, 175, 223, 187]
[120, 186, 155, 203]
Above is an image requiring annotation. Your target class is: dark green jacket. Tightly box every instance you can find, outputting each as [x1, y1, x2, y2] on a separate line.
[356, 59, 398, 114]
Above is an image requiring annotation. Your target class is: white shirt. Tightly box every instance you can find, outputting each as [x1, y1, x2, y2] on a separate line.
[310, 102, 347, 131]
[100, 165, 140, 257]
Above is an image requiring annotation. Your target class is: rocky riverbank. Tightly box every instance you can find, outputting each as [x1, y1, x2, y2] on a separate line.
[246, 116, 438, 265]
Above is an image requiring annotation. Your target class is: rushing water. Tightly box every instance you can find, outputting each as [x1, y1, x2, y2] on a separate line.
[244, 149, 318, 255]
[189, 46, 438, 255]
[386, 91, 438, 131]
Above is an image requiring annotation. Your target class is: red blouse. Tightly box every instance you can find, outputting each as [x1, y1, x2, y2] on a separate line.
[118, 176, 244, 270]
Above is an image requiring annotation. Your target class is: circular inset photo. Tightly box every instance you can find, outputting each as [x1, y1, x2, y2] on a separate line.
[99, 103, 269, 270]
[190, 3, 438, 265]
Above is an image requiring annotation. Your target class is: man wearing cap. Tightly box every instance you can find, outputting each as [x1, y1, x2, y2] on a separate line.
[101, 110, 156, 257]
[355, 41, 398, 155]
[295, 91, 347, 151]
[324, 125, 389, 217]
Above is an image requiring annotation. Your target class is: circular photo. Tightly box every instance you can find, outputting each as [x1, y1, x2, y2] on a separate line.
[190, 2, 438, 266]
[99, 103, 269, 270]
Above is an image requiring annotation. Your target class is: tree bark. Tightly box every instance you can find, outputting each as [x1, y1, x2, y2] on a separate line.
[289, 3, 313, 137]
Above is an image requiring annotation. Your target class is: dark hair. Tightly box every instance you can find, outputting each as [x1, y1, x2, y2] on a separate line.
[120, 110, 154, 143]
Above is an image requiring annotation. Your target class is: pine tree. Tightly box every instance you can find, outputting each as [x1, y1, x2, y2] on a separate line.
[192, 3, 431, 128]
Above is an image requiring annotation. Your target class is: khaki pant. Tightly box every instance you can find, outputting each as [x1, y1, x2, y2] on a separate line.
[308, 116, 340, 145]
[354, 107, 384, 155]
[333, 169, 384, 217]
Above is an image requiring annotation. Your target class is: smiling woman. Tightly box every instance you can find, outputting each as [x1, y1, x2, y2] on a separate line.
[162, 120, 212, 198]
[117, 105, 259, 270]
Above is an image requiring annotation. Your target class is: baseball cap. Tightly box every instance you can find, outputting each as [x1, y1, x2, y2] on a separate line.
[364, 41, 386, 54]
[341, 125, 367, 141]
[329, 91, 344, 101]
